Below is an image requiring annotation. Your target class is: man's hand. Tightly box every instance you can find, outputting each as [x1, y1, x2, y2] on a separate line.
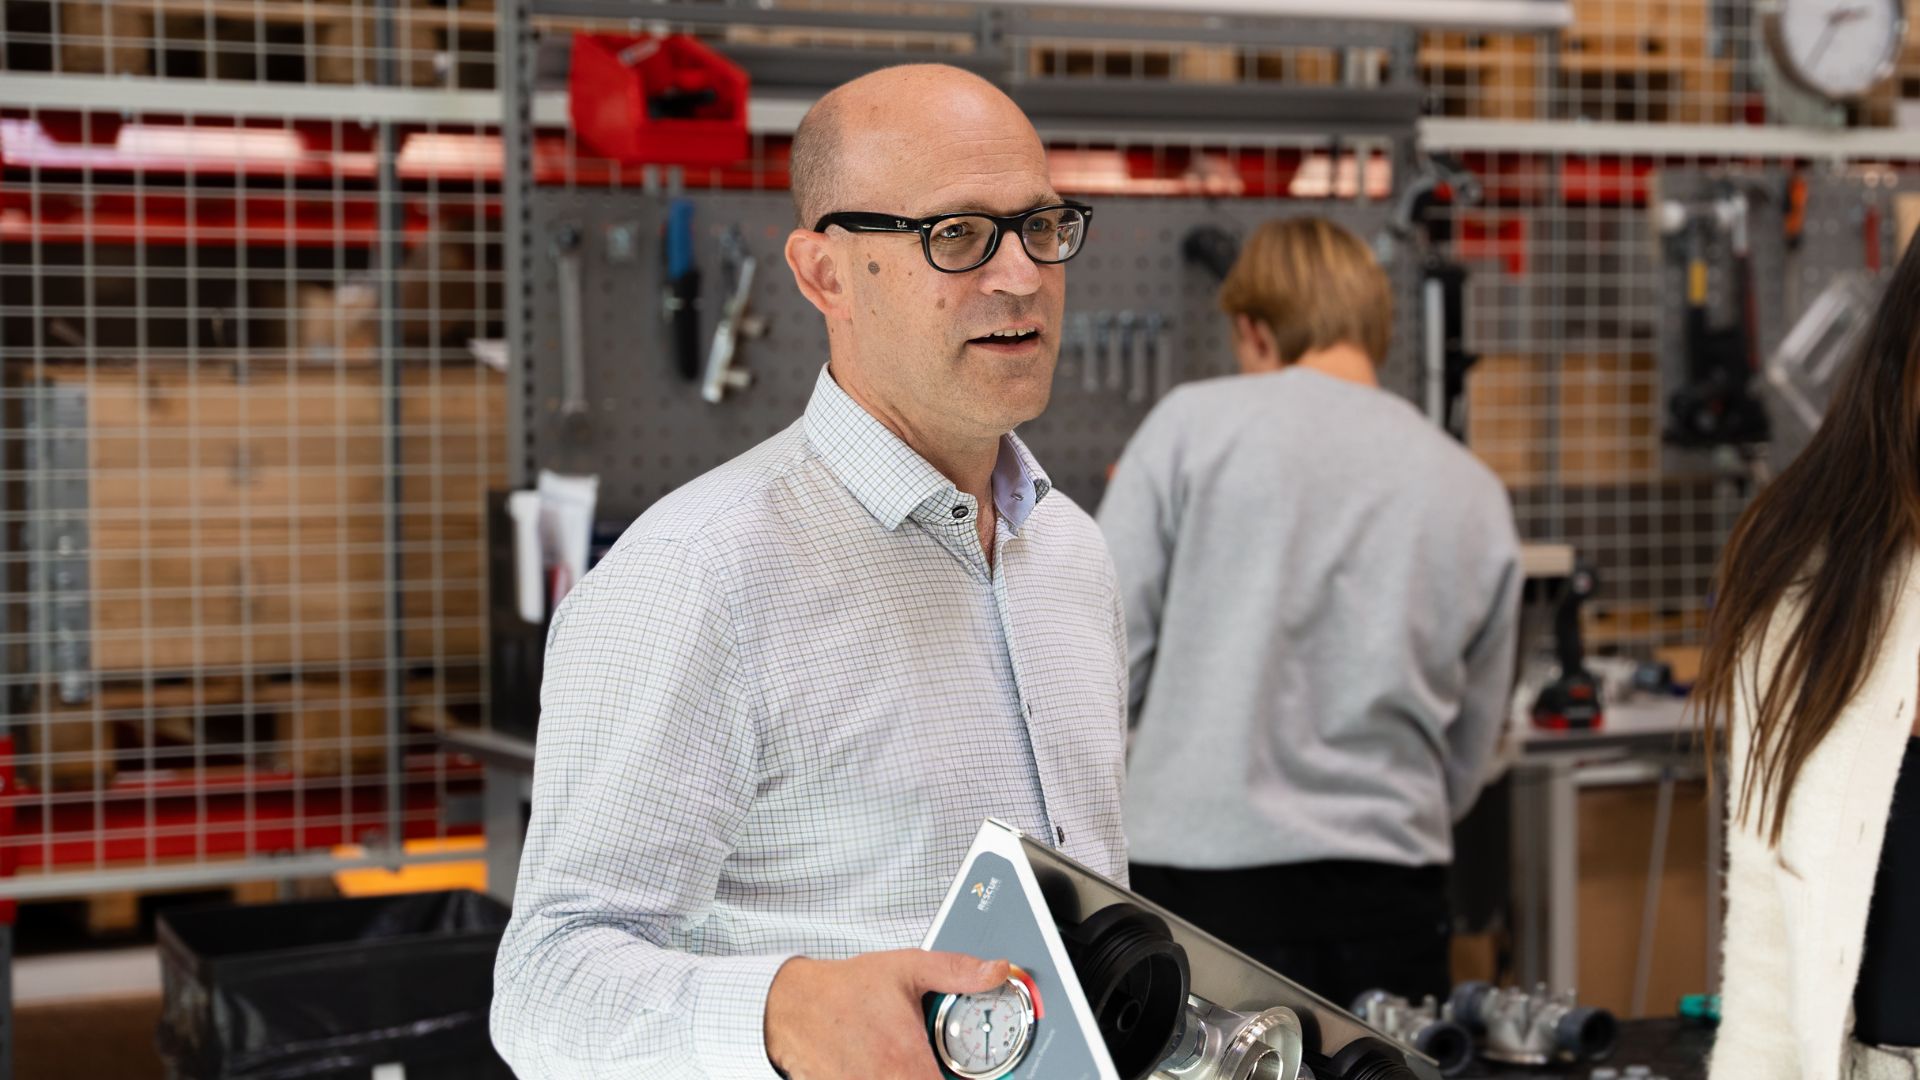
[765, 949, 1010, 1080]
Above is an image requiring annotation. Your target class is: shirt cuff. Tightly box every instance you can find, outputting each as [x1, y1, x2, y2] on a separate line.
[693, 953, 799, 1080]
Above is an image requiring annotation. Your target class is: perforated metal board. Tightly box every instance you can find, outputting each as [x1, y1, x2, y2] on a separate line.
[1654, 165, 1920, 474]
[527, 189, 1408, 522]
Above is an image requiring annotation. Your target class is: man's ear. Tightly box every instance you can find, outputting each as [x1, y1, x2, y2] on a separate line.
[1230, 313, 1272, 373]
[1231, 313, 1256, 349]
[1251, 319, 1281, 365]
[786, 229, 849, 320]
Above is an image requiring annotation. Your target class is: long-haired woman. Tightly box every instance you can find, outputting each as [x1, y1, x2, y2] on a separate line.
[1699, 231, 1920, 1080]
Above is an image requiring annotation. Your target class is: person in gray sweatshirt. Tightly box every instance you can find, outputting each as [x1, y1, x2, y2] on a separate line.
[1097, 215, 1521, 1006]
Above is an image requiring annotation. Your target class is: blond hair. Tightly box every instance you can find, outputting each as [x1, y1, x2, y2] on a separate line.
[1217, 216, 1392, 365]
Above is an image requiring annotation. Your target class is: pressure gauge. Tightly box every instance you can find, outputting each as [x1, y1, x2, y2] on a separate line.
[929, 972, 1039, 1080]
[1765, 0, 1907, 102]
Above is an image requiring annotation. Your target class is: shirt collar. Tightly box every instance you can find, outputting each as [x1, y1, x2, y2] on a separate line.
[991, 426, 1051, 532]
[803, 365, 1053, 533]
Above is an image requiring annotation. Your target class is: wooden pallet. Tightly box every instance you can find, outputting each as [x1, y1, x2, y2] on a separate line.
[16, 358, 504, 677]
[1584, 603, 1707, 648]
[13, 857, 343, 937]
[1423, 0, 1733, 124]
[1563, 0, 1713, 64]
[54, 1, 154, 76]
[77, 875, 284, 936]
[1025, 40, 1345, 85]
[1467, 353, 1659, 490]
[1560, 0, 1730, 124]
[51, 0, 487, 85]
[1557, 55, 1733, 125]
[1419, 32, 1543, 120]
[13, 669, 479, 791]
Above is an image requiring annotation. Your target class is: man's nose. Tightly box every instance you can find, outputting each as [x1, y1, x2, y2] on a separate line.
[976, 230, 1043, 296]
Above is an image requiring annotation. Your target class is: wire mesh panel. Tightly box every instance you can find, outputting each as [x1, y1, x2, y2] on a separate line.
[1410, 6, 1920, 659]
[1437, 155, 1741, 652]
[0, 92, 507, 896]
[0, 0, 499, 91]
[1420, 0, 1920, 127]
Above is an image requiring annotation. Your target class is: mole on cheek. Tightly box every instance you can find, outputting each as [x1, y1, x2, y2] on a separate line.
[937, 298, 946, 309]
[868, 261, 880, 275]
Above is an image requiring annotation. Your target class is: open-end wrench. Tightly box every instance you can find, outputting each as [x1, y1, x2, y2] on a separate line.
[1111, 311, 1135, 393]
[1128, 311, 1152, 404]
[1148, 312, 1177, 400]
[1091, 313, 1114, 394]
[1074, 313, 1097, 393]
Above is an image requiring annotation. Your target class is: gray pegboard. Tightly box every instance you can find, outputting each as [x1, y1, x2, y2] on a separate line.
[1652, 165, 1920, 474]
[527, 190, 1404, 521]
[526, 191, 817, 521]
[1651, 166, 1790, 481]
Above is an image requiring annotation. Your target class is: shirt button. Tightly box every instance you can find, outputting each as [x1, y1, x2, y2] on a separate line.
[951, 506, 968, 520]
[1055, 826, 1067, 845]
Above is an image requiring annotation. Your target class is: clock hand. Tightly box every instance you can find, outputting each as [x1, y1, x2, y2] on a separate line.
[1807, 17, 1843, 72]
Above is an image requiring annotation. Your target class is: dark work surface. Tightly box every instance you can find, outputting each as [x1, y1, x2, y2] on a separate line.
[1456, 1019, 1713, 1079]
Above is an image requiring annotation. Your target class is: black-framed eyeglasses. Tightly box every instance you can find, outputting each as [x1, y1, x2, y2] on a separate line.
[812, 202, 1093, 274]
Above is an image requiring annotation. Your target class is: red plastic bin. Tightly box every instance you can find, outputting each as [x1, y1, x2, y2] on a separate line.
[568, 33, 749, 168]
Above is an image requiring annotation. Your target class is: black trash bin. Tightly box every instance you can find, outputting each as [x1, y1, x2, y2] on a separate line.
[156, 889, 514, 1080]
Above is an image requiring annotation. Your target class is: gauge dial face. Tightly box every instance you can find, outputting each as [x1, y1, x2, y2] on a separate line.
[1772, 0, 1906, 100]
[933, 978, 1036, 1080]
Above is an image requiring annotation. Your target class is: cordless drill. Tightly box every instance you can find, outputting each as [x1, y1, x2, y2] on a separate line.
[1532, 564, 1603, 731]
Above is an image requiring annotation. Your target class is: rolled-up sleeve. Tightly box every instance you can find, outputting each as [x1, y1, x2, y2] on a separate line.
[491, 537, 790, 1080]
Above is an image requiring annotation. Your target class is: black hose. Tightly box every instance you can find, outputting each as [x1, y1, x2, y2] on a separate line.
[1446, 981, 1494, 1033]
[1412, 1021, 1475, 1077]
[1060, 903, 1190, 1080]
[1555, 1006, 1618, 1063]
[1327, 1037, 1421, 1080]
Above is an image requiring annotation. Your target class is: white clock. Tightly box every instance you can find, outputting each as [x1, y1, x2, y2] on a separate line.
[1765, 0, 1908, 102]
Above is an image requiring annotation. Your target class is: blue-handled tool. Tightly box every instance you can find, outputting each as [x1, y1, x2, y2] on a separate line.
[663, 198, 702, 381]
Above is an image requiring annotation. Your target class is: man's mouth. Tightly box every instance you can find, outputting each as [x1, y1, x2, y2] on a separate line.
[968, 326, 1043, 349]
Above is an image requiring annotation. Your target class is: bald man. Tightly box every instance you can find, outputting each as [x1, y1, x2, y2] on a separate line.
[490, 65, 1128, 1080]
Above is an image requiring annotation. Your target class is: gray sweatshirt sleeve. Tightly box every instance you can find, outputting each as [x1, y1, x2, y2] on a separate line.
[1444, 520, 1523, 823]
[1096, 399, 1181, 723]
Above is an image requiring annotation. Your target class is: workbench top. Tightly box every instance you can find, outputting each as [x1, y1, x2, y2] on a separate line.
[1456, 1019, 1713, 1079]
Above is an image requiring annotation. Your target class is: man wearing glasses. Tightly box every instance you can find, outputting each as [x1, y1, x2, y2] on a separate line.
[492, 64, 1124, 1080]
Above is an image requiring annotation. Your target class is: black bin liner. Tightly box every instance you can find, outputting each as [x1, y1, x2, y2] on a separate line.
[157, 889, 513, 1080]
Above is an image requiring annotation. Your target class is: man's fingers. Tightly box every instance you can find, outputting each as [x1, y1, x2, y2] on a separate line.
[905, 950, 1011, 995]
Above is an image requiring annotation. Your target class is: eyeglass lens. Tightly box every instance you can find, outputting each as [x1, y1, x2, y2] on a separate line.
[926, 207, 1087, 271]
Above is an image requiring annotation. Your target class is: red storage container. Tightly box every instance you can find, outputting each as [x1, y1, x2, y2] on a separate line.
[569, 33, 749, 167]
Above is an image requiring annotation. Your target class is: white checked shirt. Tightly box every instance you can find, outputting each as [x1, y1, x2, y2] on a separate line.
[491, 365, 1130, 1080]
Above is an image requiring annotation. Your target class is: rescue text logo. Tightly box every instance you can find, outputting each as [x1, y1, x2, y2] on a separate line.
[972, 877, 1001, 912]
